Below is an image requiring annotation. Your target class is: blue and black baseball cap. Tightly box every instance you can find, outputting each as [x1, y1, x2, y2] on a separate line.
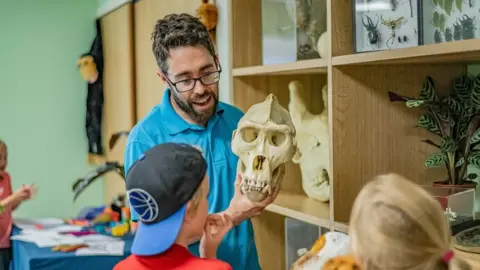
[126, 143, 207, 256]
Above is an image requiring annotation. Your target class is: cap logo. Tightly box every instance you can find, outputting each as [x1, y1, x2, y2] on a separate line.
[127, 188, 159, 223]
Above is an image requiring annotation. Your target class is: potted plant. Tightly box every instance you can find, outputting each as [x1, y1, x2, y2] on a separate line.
[388, 74, 480, 188]
[72, 130, 130, 201]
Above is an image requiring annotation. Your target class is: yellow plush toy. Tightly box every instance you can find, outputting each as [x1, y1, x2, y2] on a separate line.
[196, 0, 218, 44]
[291, 233, 360, 270]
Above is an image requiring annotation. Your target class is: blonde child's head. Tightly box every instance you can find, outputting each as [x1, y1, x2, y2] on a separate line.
[349, 173, 471, 270]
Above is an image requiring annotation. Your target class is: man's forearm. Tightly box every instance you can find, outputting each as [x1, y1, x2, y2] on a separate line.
[222, 207, 244, 227]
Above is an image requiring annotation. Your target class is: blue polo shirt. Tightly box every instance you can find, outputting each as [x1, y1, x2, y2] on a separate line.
[124, 89, 260, 270]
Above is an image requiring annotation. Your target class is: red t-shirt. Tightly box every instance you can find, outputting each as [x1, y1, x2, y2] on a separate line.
[0, 172, 13, 248]
[114, 244, 232, 270]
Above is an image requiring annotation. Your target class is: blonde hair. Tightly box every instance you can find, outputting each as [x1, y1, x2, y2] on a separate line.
[349, 173, 471, 270]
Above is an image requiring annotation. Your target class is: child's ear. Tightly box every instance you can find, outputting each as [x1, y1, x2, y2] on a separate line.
[183, 201, 194, 223]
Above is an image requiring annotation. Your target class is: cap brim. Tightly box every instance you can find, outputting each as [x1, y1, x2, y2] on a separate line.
[131, 204, 186, 256]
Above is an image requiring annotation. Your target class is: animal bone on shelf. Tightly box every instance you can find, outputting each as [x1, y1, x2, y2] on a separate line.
[231, 94, 297, 202]
[288, 81, 330, 202]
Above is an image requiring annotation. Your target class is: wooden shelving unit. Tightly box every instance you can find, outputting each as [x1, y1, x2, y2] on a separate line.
[230, 0, 480, 269]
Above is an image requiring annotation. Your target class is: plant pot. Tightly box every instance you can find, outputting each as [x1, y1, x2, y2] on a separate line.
[432, 180, 477, 189]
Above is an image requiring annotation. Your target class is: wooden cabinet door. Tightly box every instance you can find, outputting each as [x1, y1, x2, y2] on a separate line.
[100, 3, 136, 203]
[134, 0, 199, 120]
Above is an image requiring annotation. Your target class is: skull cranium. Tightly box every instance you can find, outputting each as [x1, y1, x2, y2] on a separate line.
[231, 94, 297, 202]
[288, 80, 330, 202]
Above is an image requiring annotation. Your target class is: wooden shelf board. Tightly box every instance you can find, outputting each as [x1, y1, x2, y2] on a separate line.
[265, 191, 330, 228]
[332, 39, 480, 66]
[232, 58, 328, 77]
[333, 222, 349, 233]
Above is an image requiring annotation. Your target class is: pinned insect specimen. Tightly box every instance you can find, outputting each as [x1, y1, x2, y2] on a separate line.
[434, 29, 443, 43]
[458, 14, 476, 40]
[362, 15, 380, 46]
[381, 15, 404, 49]
[390, 0, 398, 11]
[453, 21, 462, 40]
[397, 35, 408, 43]
[408, 0, 413, 17]
[445, 27, 453, 41]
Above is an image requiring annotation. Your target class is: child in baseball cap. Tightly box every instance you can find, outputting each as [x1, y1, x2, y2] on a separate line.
[114, 143, 233, 270]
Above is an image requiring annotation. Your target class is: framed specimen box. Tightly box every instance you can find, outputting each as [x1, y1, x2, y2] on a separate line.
[421, 0, 480, 44]
[262, 0, 327, 65]
[353, 0, 423, 53]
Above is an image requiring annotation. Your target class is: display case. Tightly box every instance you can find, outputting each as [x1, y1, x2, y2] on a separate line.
[421, 0, 480, 44]
[422, 185, 475, 221]
[285, 217, 324, 269]
[261, 0, 327, 65]
[353, 0, 423, 52]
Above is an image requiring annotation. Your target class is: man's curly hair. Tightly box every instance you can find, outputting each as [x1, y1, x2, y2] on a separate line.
[151, 13, 216, 74]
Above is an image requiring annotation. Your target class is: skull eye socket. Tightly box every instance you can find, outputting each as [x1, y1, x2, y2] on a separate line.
[240, 127, 259, 143]
[269, 131, 286, 147]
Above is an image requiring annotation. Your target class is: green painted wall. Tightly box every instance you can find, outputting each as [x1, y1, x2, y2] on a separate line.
[0, 0, 104, 219]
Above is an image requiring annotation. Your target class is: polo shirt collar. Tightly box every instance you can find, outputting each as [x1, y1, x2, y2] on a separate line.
[159, 88, 224, 135]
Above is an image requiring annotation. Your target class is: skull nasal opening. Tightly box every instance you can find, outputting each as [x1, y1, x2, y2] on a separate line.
[253, 155, 266, 171]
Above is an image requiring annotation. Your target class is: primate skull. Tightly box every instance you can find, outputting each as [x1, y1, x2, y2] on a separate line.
[288, 80, 330, 202]
[231, 94, 297, 202]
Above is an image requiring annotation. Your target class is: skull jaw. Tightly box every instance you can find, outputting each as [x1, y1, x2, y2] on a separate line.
[238, 162, 286, 202]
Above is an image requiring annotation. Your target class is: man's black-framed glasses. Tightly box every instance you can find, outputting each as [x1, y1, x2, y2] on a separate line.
[164, 67, 222, 93]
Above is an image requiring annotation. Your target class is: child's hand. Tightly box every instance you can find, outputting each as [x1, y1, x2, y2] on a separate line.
[14, 184, 37, 202]
[24, 184, 37, 200]
[199, 213, 233, 259]
[13, 186, 30, 202]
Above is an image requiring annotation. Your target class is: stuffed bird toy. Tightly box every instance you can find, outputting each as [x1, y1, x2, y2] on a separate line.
[196, 0, 218, 44]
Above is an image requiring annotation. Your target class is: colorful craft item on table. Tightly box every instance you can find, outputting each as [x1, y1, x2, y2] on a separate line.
[52, 244, 89, 253]
[65, 219, 91, 227]
[111, 222, 129, 237]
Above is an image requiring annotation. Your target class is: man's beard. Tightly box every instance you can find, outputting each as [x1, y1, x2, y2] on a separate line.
[172, 88, 219, 123]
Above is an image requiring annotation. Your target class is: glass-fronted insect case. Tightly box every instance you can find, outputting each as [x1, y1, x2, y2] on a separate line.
[353, 0, 422, 52]
[352, 0, 480, 53]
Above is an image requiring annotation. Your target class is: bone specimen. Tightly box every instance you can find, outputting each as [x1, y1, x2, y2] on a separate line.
[316, 31, 328, 58]
[291, 232, 351, 270]
[288, 81, 330, 202]
[231, 94, 297, 202]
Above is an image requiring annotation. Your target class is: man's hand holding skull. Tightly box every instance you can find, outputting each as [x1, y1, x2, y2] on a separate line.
[225, 172, 283, 226]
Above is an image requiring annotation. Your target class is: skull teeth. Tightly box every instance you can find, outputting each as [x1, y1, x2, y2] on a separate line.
[243, 179, 268, 193]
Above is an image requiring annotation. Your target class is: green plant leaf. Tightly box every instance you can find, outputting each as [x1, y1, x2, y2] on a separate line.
[470, 128, 480, 144]
[455, 0, 462, 11]
[456, 118, 469, 140]
[453, 75, 473, 105]
[468, 151, 480, 169]
[456, 157, 465, 167]
[435, 109, 454, 125]
[445, 0, 453, 15]
[420, 77, 439, 101]
[433, 0, 439, 6]
[439, 13, 446, 32]
[425, 152, 447, 167]
[418, 114, 442, 135]
[406, 100, 426, 107]
[471, 74, 480, 111]
[445, 96, 465, 117]
[440, 137, 457, 152]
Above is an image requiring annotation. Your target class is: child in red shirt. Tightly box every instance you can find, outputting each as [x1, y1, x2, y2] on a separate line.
[0, 140, 37, 269]
[114, 143, 233, 270]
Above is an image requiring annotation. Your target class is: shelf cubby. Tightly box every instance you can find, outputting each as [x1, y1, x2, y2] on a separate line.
[230, 0, 480, 269]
